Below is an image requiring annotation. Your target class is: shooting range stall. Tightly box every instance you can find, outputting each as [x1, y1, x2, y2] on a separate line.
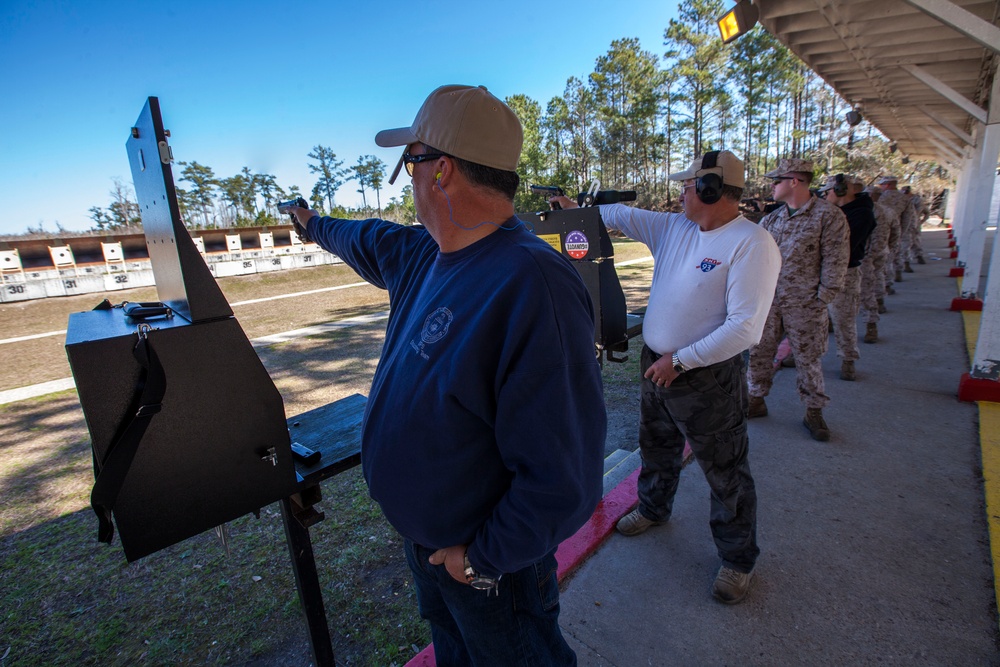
[520, 207, 640, 363]
[64, 97, 363, 666]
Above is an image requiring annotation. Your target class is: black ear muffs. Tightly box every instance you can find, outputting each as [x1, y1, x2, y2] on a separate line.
[696, 151, 723, 204]
[833, 173, 848, 197]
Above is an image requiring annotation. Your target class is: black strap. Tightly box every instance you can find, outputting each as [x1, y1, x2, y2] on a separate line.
[90, 331, 166, 544]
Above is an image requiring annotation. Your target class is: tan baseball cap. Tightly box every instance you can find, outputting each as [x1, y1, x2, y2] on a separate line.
[377, 85, 523, 184]
[878, 175, 899, 185]
[764, 158, 814, 180]
[668, 150, 745, 188]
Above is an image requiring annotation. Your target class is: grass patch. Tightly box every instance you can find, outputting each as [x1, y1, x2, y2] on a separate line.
[0, 469, 429, 666]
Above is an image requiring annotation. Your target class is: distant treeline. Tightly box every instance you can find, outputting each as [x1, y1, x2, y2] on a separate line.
[75, 0, 947, 236]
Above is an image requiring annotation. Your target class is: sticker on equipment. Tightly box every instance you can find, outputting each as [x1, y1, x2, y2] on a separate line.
[565, 231, 589, 259]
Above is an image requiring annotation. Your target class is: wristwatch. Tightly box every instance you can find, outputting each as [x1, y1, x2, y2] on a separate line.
[671, 353, 687, 374]
[464, 553, 498, 590]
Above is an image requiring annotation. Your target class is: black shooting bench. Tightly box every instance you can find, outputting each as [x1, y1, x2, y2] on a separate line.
[64, 97, 365, 667]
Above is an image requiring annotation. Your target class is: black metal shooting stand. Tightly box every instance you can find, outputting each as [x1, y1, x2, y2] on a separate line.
[520, 207, 642, 363]
[64, 97, 359, 666]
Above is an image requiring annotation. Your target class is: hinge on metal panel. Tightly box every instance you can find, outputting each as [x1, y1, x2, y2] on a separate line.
[157, 140, 173, 164]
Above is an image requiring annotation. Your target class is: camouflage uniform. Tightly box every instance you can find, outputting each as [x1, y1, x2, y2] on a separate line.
[879, 186, 917, 272]
[821, 178, 876, 363]
[748, 195, 850, 409]
[860, 200, 896, 324]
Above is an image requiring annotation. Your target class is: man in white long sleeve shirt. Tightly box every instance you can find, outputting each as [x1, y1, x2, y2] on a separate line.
[552, 150, 780, 604]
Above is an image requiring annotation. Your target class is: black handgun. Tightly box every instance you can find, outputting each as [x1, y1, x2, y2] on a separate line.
[530, 185, 565, 210]
[277, 197, 312, 243]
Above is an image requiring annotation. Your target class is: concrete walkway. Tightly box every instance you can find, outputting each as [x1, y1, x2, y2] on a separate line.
[557, 227, 1000, 665]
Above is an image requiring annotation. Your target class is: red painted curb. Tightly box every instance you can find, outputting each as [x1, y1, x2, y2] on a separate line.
[950, 267, 965, 277]
[556, 469, 640, 580]
[950, 251, 958, 259]
[950, 298, 983, 311]
[949, 240, 957, 247]
[958, 373, 1000, 403]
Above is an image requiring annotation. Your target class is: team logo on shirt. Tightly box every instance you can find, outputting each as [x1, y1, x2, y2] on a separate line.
[698, 257, 722, 272]
[410, 306, 453, 360]
[564, 230, 589, 259]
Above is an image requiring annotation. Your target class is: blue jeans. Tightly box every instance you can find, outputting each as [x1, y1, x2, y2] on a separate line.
[404, 540, 576, 666]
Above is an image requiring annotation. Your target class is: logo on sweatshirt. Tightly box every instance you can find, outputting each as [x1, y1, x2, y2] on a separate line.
[698, 258, 722, 273]
[564, 230, 589, 259]
[410, 306, 453, 360]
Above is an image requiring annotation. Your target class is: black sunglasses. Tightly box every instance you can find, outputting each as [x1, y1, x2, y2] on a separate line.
[771, 176, 797, 184]
[403, 151, 447, 176]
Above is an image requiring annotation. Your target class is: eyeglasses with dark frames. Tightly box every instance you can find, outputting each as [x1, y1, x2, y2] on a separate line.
[403, 151, 447, 176]
[771, 176, 799, 185]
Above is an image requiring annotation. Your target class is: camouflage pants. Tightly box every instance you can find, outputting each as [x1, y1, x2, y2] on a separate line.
[829, 267, 861, 360]
[635, 346, 759, 572]
[892, 227, 907, 272]
[860, 249, 886, 324]
[748, 299, 831, 409]
[904, 221, 924, 260]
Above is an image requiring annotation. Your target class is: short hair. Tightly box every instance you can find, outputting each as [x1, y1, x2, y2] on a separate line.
[423, 143, 520, 199]
[721, 184, 744, 202]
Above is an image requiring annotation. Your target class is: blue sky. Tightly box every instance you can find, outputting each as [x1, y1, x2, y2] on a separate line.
[0, 0, 685, 236]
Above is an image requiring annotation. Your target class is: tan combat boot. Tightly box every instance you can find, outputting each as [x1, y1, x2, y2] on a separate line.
[895, 269, 903, 282]
[803, 408, 830, 441]
[864, 322, 878, 344]
[748, 396, 768, 419]
[877, 298, 886, 314]
[904, 261, 914, 273]
[840, 360, 856, 381]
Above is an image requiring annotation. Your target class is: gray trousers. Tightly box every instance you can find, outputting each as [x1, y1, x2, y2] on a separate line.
[635, 346, 760, 572]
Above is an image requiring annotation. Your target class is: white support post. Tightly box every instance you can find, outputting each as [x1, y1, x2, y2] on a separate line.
[968, 71, 1000, 378]
[952, 142, 983, 266]
[954, 147, 981, 269]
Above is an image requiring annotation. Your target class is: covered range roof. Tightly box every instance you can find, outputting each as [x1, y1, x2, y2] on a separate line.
[755, 0, 999, 166]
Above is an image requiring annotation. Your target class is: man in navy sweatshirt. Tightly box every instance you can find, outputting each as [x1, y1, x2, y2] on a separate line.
[286, 84, 606, 666]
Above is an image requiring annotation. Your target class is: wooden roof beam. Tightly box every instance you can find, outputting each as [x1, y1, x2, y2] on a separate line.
[902, 0, 1000, 54]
